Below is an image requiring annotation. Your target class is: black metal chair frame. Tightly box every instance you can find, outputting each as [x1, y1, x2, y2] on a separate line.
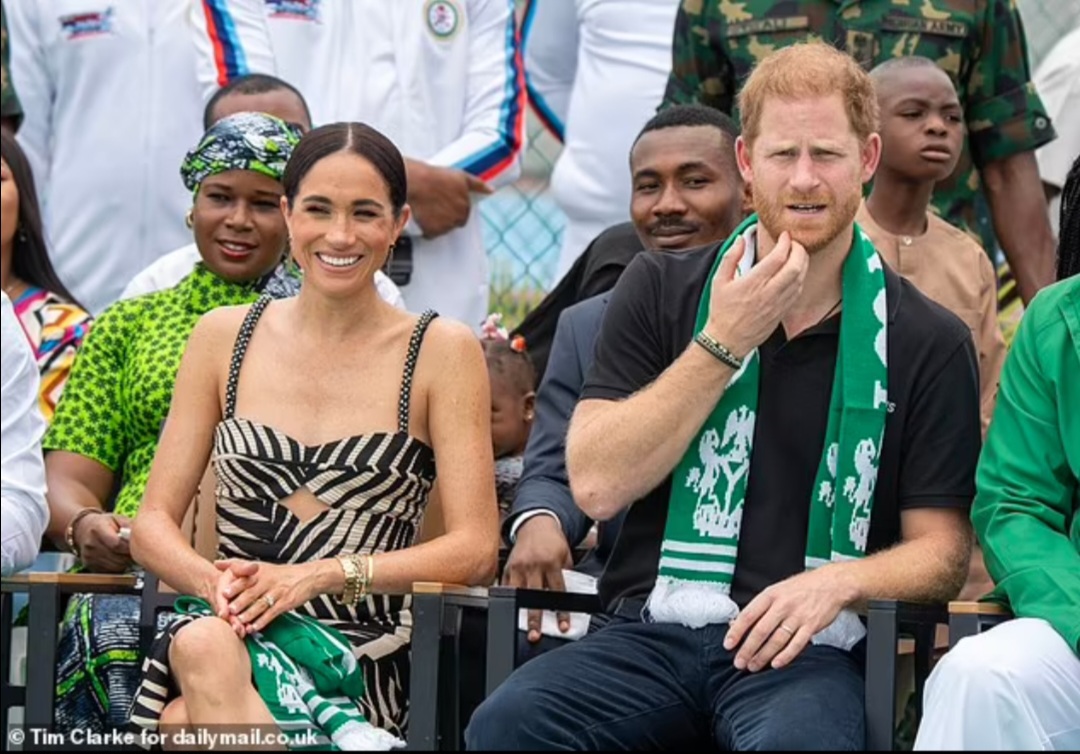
[947, 600, 1012, 648]
[408, 586, 948, 751]
[406, 584, 491, 751]
[1, 573, 138, 751]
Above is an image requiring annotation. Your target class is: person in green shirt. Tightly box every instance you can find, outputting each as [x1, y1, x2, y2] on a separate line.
[0, 1, 21, 133]
[914, 156, 1080, 750]
[41, 112, 301, 733]
[664, 0, 1057, 306]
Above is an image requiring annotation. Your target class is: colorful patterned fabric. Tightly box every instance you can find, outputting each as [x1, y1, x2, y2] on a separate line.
[996, 262, 1025, 345]
[11, 287, 91, 421]
[45, 263, 298, 520]
[54, 594, 145, 733]
[180, 111, 300, 194]
[663, 0, 1056, 247]
[0, 2, 21, 128]
[46, 262, 300, 733]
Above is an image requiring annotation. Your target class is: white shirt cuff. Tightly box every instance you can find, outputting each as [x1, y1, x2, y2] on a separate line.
[508, 509, 561, 544]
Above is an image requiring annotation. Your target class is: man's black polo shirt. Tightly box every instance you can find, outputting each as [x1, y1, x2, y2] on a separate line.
[581, 240, 981, 612]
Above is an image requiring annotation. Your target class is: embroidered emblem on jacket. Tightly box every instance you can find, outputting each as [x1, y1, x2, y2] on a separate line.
[425, 0, 461, 39]
[59, 8, 115, 40]
[264, 0, 321, 22]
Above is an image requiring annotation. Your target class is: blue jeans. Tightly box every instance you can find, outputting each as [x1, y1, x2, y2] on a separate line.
[466, 616, 865, 750]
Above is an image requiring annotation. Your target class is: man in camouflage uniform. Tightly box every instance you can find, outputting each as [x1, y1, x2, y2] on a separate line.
[0, 1, 19, 133]
[664, 0, 1058, 304]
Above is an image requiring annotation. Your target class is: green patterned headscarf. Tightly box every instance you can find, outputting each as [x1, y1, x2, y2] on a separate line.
[180, 111, 300, 194]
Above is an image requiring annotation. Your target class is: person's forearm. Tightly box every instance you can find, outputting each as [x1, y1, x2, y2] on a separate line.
[982, 151, 1057, 303]
[567, 343, 735, 521]
[130, 509, 219, 599]
[368, 528, 498, 593]
[976, 509, 1080, 613]
[827, 526, 972, 610]
[44, 478, 106, 548]
[513, 478, 591, 546]
[403, 158, 426, 187]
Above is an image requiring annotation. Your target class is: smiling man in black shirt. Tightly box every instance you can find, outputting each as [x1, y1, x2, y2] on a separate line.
[467, 43, 979, 752]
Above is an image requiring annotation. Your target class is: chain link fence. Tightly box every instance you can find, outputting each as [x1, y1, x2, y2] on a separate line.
[481, 0, 563, 329]
[482, 113, 564, 329]
[482, 0, 1076, 329]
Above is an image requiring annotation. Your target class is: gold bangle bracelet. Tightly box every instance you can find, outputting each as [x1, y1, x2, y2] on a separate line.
[335, 555, 361, 607]
[359, 554, 375, 601]
[349, 554, 366, 607]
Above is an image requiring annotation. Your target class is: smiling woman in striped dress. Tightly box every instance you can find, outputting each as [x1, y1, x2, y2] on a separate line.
[128, 122, 500, 746]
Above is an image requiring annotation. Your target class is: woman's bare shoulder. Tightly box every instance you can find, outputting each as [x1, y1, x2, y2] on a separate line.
[186, 304, 260, 359]
[419, 316, 484, 364]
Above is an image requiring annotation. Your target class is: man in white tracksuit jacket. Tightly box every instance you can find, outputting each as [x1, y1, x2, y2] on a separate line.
[1032, 25, 1080, 238]
[522, 0, 679, 280]
[6, 1, 204, 313]
[192, 0, 524, 329]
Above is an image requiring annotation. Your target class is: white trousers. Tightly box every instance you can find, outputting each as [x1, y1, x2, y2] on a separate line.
[914, 618, 1080, 750]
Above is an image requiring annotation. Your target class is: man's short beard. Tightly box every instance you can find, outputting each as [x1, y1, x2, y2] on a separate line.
[756, 190, 861, 254]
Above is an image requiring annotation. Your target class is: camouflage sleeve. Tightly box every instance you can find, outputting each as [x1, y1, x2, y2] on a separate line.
[0, 2, 22, 128]
[662, 0, 734, 113]
[965, 0, 1055, 167]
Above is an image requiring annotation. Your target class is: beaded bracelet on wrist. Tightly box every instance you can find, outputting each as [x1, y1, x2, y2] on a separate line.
[694, 330, 744, 370]
[65, 508, 105, 558]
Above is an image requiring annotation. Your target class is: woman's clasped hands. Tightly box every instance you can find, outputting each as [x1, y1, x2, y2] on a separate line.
[206, 559, 325, 638]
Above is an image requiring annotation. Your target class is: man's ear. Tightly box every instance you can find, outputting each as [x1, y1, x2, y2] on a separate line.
[861, 133, 882, 184]
[741, 181, 755, 217]
[735, 135, 754, 185]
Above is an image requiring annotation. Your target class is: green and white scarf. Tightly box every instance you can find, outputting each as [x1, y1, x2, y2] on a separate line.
[646, 215, 889, 651]
[175, 598, 404, 751]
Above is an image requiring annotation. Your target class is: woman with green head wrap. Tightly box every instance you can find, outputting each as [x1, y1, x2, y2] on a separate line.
[41, 112, 301, 734]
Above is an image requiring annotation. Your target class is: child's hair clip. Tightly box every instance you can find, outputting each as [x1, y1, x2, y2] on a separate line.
[510, 334, 527, 354]
[481, 313, 510, 341]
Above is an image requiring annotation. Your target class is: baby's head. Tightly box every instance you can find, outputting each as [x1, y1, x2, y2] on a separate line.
[480, 315, 537, 459]
[870, 57, 964, 184]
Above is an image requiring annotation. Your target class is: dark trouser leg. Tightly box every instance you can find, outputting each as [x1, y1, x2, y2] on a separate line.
[709, 637, 865, 751]
[465, 620, 707, 751]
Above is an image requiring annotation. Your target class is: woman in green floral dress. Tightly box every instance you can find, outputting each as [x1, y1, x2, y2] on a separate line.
[41, 112, 302, 732]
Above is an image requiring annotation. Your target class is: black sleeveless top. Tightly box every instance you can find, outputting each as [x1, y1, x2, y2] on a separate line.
[211, 295, 439, 736]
